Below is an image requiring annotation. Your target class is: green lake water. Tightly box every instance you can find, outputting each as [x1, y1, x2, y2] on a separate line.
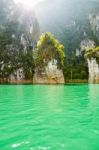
[0, 84, 99, 150]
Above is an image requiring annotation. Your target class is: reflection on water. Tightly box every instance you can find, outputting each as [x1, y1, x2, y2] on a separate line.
[89, 84, 99, 104]
[0, 84, 99, 150]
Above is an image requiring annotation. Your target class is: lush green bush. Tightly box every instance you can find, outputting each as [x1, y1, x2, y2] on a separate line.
[85, 47, 99, 64]
[34, 32, 65, 69]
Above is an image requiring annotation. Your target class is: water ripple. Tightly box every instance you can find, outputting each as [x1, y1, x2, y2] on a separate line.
[0, 84, 99, 150]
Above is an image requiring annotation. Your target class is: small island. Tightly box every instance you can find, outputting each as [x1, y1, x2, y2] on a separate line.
[33, 32, 65, 84]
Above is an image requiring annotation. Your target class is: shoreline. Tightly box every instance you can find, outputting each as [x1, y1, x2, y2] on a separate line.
[0, 79, 89, 84]
[1, 79, 99, 84]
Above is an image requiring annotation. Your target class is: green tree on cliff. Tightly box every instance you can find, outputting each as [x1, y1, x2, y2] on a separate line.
[35, 32, 65, 69]
[85, 47, 99, 64]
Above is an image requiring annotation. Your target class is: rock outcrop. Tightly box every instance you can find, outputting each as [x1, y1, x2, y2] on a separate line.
[10, 68, 24, 81]
[89, 13, 99, 40]
[80, 39, 95, 52]
[84, 45, 99, 83]
[33, 61, 64, 84]
[87, 58, 99, 83]
[79, 39, 99, 83]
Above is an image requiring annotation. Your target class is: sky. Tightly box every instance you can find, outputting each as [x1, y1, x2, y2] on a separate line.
[14, 0, 98, 9]
[14, 0, 46, 8]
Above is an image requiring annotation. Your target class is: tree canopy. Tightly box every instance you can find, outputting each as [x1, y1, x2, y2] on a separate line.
[35, 32, 65, 69]
[85, 47, 99, 64]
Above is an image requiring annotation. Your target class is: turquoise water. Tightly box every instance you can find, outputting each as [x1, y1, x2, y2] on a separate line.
[0, 84, 99, 150]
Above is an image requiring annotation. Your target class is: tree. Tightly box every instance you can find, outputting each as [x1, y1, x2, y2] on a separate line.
[35, 32, 65, 69]
[85, 47, 99, 64]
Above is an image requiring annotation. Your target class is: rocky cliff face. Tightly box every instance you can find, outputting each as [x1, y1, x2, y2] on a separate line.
[80, 11, 99, 83]
[10, 68, 24, 80]
[33, 61, 64, 84]
[80, 39, 99, 83]
[89, 13, 99, 40]
[87, 58, 99, 83]
[9, 8, 40, 82]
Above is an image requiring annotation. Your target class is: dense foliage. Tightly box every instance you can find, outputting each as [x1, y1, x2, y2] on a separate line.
[85, 47, 99, 64]
[35, 32, 65, 69]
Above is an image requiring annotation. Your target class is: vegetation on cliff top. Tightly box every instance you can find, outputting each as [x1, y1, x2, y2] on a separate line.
[85, 47, 99, 64]
[34, 32, 65, 69]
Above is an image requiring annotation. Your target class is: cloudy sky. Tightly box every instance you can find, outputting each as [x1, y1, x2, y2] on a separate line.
[14, 0, 46, 8]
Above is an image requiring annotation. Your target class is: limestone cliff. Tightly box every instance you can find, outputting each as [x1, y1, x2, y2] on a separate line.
[9, 8, 40, 82]
[87, 58, 99, 83]
[84, 46, 99, 83]
[79, 39, 99, 83]
[33, 61, 64, 84]
[89, 13, 99, 40]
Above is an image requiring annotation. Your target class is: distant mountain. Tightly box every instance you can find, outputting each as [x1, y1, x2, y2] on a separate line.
[35, 0, 99, 51]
